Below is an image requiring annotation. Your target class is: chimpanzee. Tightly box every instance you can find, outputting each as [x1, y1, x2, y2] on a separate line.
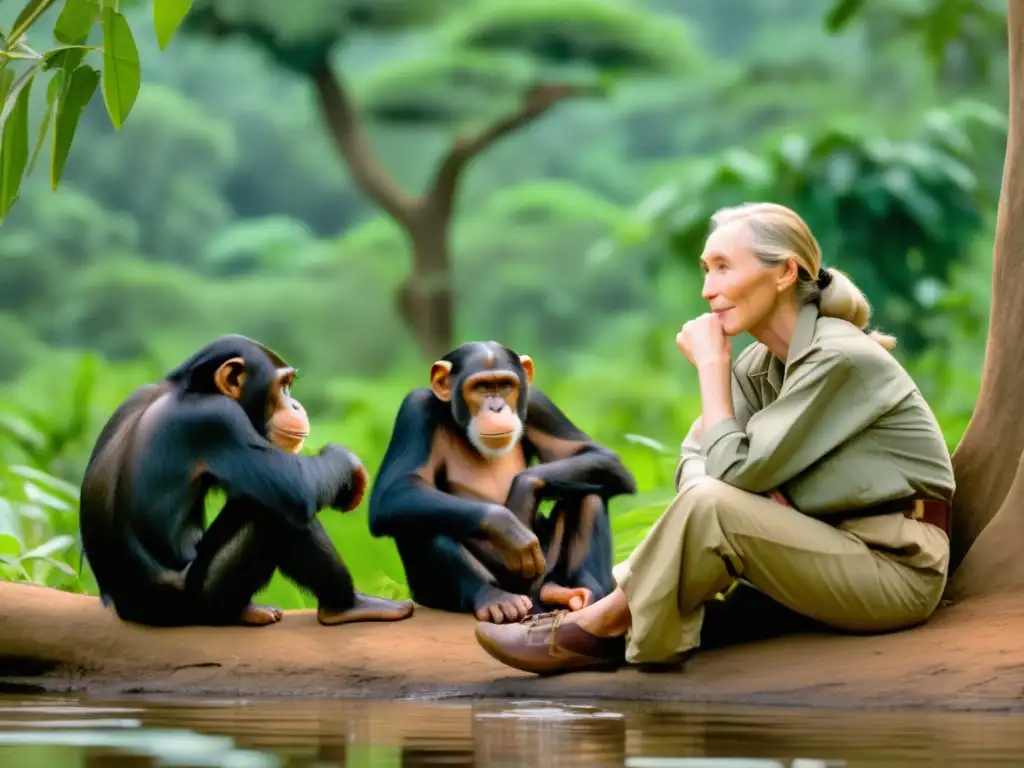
[79, 334, 414, 628]
[368, 341, 637, 624]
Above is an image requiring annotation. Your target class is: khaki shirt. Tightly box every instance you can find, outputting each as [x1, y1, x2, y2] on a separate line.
[675, 302, 954, 572]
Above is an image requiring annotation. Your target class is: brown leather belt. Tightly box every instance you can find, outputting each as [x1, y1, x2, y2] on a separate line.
[823, 496, 951, 536]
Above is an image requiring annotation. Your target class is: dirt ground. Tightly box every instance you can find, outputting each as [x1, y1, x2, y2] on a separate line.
[1, 581, 1022, 711]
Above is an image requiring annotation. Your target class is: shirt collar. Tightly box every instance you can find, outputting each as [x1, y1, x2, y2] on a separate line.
[751, 301, 820, 394]
[787, 301, 820, 367]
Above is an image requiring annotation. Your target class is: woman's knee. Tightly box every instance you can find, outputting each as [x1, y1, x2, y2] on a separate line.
[678, 475, 733, 504]
[677, 475, 748, 528]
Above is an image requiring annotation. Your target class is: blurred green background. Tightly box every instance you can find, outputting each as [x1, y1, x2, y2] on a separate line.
[0, 0, 1006, 610]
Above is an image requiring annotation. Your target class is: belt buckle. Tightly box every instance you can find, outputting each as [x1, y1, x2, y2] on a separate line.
[910, 499, 925, 521]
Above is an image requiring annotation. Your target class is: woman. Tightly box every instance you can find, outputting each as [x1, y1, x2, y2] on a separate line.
[475, 202, 955, 675]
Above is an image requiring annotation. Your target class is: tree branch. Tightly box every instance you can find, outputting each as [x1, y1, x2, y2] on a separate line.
[312, 60, 416, 227]
[426, 84, 587, 218]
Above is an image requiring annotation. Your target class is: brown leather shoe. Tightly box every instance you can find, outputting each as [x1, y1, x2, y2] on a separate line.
[475, 610, 626, 675]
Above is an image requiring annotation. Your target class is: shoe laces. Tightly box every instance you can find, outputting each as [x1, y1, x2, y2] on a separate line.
[520, 609, 569, 626]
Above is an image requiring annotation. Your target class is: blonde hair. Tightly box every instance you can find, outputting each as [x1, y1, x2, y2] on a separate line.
[709, 202, 897, 351]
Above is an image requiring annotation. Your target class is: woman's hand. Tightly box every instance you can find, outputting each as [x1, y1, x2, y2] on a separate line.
[678, 313, 735, 432]
[676, 313, 732, 369]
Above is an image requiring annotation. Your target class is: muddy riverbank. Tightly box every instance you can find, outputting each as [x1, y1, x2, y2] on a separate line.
[0, 582, 1020, 711]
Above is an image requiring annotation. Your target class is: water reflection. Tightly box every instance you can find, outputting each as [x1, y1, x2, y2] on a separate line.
[0, 693, 1021, 766]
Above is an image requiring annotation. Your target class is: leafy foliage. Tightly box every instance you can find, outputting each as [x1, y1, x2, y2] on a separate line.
[0, 0, 190, 221]
[0, 353, 103, 593]
[446, 0, 701, 77]
[825, 0, 1006, 85]
[184, 0, 460, 73]
[0, 1, 1004, 604]
[608, 101, 1004, 352]
[356, 52, 536, 127]
[0, 463, 82, 590]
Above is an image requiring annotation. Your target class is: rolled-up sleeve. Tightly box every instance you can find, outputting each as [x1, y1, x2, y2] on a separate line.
[675, 417, 706, 488]
[700, 348, 904, 493]
[675, 369, 758, 490]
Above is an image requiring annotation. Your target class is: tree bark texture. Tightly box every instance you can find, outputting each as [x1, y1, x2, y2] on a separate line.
[311, 63, 583, 359]
[947, 0, 1024, 598]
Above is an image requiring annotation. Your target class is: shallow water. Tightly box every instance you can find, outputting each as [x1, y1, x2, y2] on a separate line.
[0, 693, 1021, 766]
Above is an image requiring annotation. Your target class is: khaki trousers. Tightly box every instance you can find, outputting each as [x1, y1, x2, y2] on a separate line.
[612, 476, 949, 665]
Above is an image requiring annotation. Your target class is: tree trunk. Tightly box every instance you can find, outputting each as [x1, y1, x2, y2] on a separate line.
[397, 212, 455, 360]
[946, 0, 1024, 599]
[312, 66, 586, 359]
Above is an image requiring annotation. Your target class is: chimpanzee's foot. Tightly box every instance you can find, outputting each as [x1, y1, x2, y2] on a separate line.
[539, 583, 593, 612]
[238, 603, 284, 626]
[474, 586, 532, 624]
[317, 592, 415, 625]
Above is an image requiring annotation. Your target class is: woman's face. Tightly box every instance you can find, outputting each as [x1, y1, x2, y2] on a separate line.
[699, 221, 791, 336]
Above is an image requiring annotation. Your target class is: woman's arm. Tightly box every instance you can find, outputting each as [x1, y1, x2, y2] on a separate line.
[697, 356, 735, 427]
[699, 347, 910, 493]
[675, 354, 760, 490]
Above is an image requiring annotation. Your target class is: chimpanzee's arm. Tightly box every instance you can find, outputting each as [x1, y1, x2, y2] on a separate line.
[368, 390, 501, 540]
[513, 389, 637, 504]
[181, 398, 361, 528]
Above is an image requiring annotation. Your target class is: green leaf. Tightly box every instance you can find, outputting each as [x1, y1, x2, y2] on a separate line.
[22, 482, 73, 513]
[20, 534, 76, 561]
[0, 412, 46, 453]
[0, 560, 28, 580]
[100, 7, 140, 129]
[825, 0, 865, 33]
[43, 45, 94, 73]
[25, 73, 58, 176]
[0, 64, 35, 135]
[0, 498, 24, 556]
[153, 0, 193, 50]
[0, 67, 34, 217]
[9, 465, 79, 499]
[51, 63, 99, 190]
[7, 0, 60, 46]
[0, 69, 14, 103]
[54, 0, 101, 45]
[38, 555, 77, 577]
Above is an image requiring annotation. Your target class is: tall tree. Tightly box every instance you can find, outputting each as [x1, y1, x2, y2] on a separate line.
[942, 0, 1024, 597]
[184, 0, 698, 358]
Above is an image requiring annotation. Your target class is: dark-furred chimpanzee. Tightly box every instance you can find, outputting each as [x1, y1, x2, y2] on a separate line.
[79, 334, 414, 628]
[368, 341, 637, 624]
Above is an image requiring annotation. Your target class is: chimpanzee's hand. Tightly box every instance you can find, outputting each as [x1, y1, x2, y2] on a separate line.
[480, 505, 546, 580]
[337, 462, 369, 512]
[504, 470, 544, 526]
[319, 444, 370, 512]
